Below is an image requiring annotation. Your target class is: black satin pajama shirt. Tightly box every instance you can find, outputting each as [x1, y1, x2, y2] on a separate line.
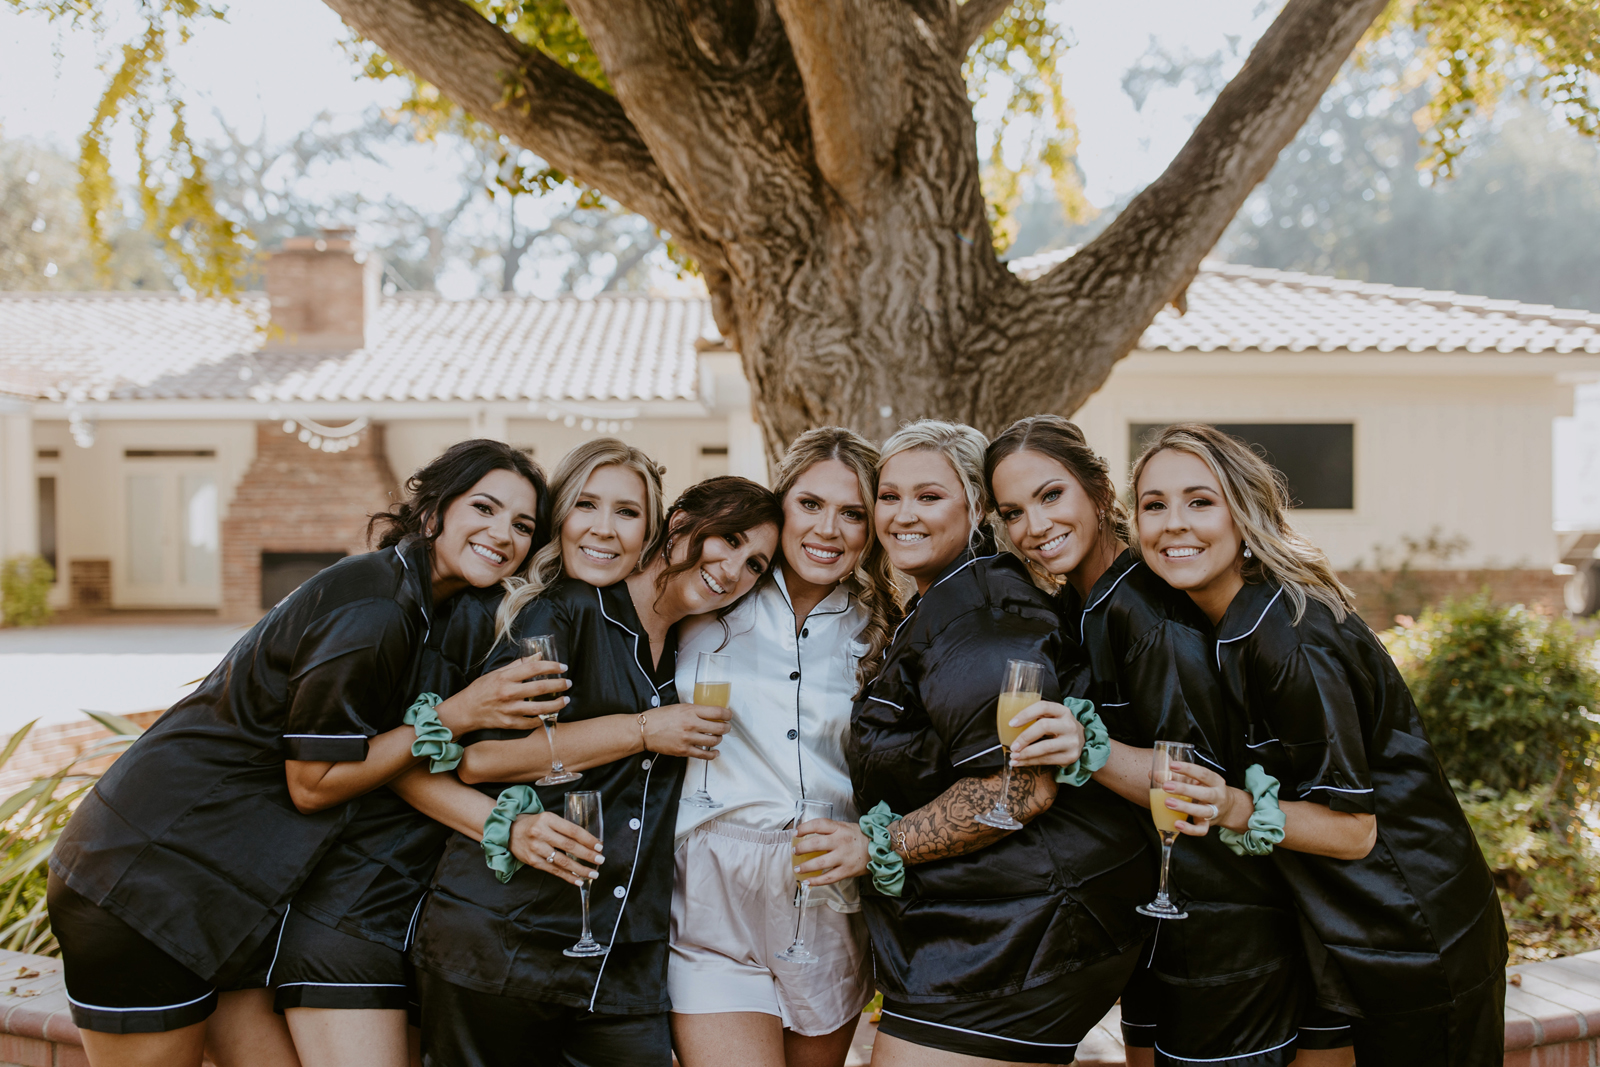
[411, 577, 685, 1019]
[1079, 553, 1309, 1065]
[847, 552, 1152, 1023]
[51, 541, 434, 984]
[1213, 580, 1508, 1024]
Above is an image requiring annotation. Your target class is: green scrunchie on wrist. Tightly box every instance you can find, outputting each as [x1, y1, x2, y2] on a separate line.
[1053, 698, 1110, 788]
[404, 692, 464, 773]
[858, 801, 905, 898]
[481, 785, 544, 883]
[1218, 764, 1287, 857]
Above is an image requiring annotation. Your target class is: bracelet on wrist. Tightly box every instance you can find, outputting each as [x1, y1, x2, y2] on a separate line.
[481, 785, 544, 883]
[858, 801, 906, 897]
[1053, 698, 1109, 787]
[1218, 764, 1287, 857]
[638, 712, 650, 752]
[404, 693, 465, 773]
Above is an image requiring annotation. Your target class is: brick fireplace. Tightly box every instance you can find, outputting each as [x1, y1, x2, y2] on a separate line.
[220, 422, 399, 620]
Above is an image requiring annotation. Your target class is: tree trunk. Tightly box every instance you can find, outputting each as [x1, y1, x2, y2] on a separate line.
[321, 0, 1390, 463]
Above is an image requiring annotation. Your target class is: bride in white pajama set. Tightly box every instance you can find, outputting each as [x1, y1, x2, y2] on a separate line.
[668, 428, 901, 1067]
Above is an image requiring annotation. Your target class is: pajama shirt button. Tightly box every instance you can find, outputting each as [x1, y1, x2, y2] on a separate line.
[629, 818, 641, 830]
[613, 886, 626, 899]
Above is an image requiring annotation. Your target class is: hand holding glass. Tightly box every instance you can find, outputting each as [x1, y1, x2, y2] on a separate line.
[562, 790, 608, 958]
[1136, 741, 1196, 920]
[776, 798, 834, 964]
[975, 660, 1045, 831]
[681, 651, 731, 809]
[521, 635, 580, 786]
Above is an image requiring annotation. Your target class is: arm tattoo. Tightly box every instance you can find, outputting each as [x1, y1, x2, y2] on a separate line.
[895, 766, 1057, 866]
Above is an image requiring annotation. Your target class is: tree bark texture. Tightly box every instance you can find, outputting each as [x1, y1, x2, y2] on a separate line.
[321, 0, 1391, 461]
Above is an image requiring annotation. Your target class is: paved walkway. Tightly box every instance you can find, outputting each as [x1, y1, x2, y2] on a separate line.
[0, 621, 241, 732]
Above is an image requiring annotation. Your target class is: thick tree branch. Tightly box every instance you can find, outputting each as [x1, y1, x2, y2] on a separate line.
[320, 0, 698, 242]
[969, 0, 1390, 428]
[957, 0, 1014, 53]
[772, 0, 918, 211]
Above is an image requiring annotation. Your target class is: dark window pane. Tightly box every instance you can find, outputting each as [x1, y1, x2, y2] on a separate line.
[261, 552, 346, 610]
[1128, 423, 1354, 510]
[37, 477, 57, 574]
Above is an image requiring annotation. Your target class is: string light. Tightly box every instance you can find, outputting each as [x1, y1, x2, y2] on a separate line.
[280, 416, 368, 453]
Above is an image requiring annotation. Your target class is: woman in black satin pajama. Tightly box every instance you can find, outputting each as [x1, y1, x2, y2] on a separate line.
[1126, 424, 1507, 1067]
[845, 420, 1153, 1067]
[47, 440, 557, 1067]
[986, 416, 1328, 1067]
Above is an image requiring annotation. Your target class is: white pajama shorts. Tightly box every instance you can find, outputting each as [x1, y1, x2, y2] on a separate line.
[668, 820, 874, 1037]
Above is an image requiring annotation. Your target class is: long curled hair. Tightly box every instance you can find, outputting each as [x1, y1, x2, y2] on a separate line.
[1128, 424, 1354, 623]
[494, 438, 666, 643]
[984, 414, 1129, 588]
[771, 427, 903, 690]
[367, 439, 550, 578]
[879, 419, 992, 545]
[655, 476, 783, 609]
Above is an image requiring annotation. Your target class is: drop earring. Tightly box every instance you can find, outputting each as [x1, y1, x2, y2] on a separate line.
[1242, 544, 1253, 560]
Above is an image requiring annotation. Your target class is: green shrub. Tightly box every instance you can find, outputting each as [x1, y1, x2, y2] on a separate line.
[0, 713, 143, 955]
[0, 556, 54, 628]
[1384, 594, 1600, 804]
[1460, 785, 1600, 962]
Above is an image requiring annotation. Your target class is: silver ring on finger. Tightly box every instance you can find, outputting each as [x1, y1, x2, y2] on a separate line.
[1206, 804, 1219, 821]
[547, 850, 559, 865]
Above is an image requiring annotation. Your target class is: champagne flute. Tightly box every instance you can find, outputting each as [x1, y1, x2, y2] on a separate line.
[1136, 741, 1196, 920]
[975, 659, 1045, 831]
[776, 798, 834, 964]
[522, 634, 580, 787]
[681, 651, 731, 809]
[561, 790, 608, 958]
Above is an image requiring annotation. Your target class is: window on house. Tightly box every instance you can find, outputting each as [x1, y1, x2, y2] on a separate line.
[1128, 422, 1355, 510]
[37, 477, 57, 574]
[262, 552, 346, 610]
[697, 445, 730, 480]
[180, 474, 219, 587]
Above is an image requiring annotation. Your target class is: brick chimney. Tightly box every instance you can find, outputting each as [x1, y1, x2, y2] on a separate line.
[264, 227, 379, 349]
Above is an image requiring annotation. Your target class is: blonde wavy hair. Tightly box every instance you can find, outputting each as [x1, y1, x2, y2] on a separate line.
[772, 427, 903, 691]
[983, 414, 1129, 590]
[1127, 424, 1353, 623]
[879, 419, 992, 545]
[494, 438, 667, 643]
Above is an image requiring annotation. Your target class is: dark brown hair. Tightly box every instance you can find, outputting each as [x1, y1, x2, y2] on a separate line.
[656, 476, 783, 606]
[368, 439, 551, 575]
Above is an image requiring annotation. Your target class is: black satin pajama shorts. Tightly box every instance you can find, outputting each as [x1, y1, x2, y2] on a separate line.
[48, 871, 277, 1034]
[875, 945, 1141, 1065]
[268, 905, 413, 1014]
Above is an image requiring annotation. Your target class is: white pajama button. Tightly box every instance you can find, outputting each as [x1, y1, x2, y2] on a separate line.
[642, 758, 652, 769]
[629, 818, 641, 830]
[612, 886, 626, 899]
[650, 695, 660, 707]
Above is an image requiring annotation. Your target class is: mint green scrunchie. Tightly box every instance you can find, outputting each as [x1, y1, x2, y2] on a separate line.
[1218, 764, 1287, 857]
[858, 801, 905, 898]
[482, 785, 545, 883]
[1052, 698, 1110, 788]
[404, 692, 464, 773]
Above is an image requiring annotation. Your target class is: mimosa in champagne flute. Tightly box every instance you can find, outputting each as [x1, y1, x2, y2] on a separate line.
[975, 660, 1045, 831]
[776, 798, 834, 964]
[681, 651, 730, 809]
[522, 635, 579, 787]
[1136, 741, 1196, 920]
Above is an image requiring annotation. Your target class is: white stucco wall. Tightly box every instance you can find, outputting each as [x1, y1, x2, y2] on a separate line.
[33, 419, 258, 608]
[1072, 350, 1585, 571]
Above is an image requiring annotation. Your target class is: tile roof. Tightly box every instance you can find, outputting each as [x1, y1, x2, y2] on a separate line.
[1008, 251, 1600, 355]
[3, 257, 1597, 404]
[0, 292, 714, 404]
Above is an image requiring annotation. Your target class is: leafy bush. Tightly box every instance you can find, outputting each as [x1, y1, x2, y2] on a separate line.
[0, 713, 143, 955]
[1460, 786, 1600, 962]
[1384, 594, 1600, 804]
[0, 556, 54, 628]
